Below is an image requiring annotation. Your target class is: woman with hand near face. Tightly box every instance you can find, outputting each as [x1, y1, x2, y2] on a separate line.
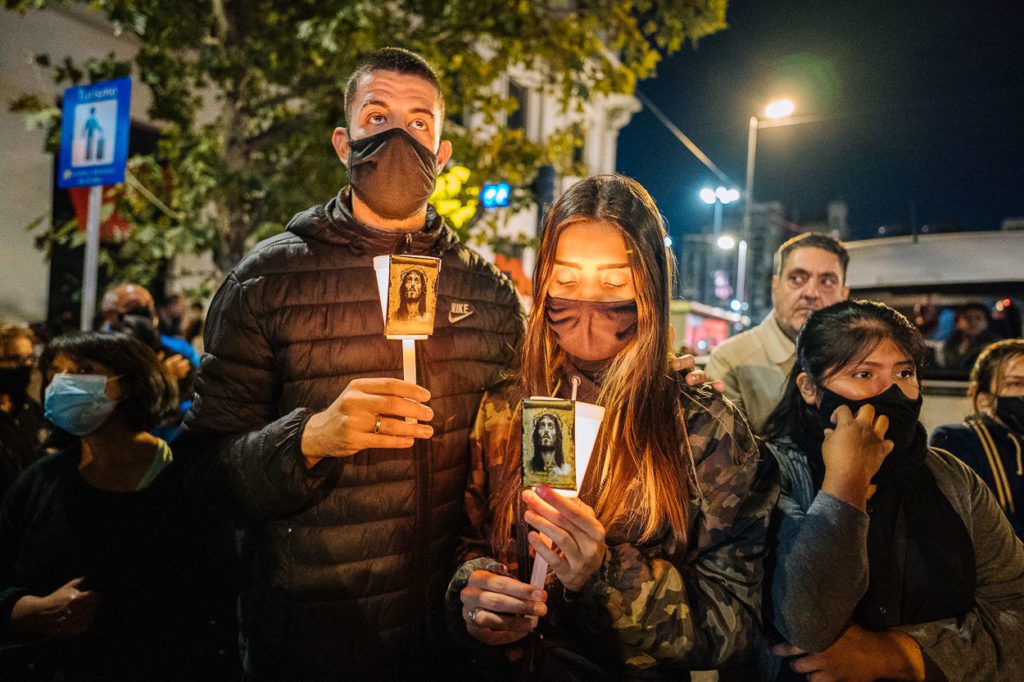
[762, 301, 1024, 681]
[931, 339, 1024, 540]
[0, 332, 238, 680]
[446, 174, 776, 678]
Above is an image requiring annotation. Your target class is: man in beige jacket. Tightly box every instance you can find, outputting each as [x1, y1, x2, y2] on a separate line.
[706, 233, 849, 434]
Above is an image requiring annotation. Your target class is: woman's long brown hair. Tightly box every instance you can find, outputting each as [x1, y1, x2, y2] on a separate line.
[492, 174, 693, 550]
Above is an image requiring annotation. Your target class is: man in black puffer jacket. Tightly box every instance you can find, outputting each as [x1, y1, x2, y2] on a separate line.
[179, 48, 523, 679]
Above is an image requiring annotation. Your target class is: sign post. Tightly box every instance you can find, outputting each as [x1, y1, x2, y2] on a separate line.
[57, 76, 132, 330]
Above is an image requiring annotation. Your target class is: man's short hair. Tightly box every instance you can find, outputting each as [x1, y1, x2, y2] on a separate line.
[773, 232, 849, 280]
[344, 47, 445, 125]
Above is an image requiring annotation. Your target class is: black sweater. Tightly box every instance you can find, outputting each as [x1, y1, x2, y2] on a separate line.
[0, 446, 239, 680]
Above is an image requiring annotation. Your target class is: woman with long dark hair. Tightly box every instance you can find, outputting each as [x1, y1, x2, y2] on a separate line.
[0, 332, 238, 680]
[931, 338, 1024, 539]
[762, 300, 1024, 681]
[446, 174, 776, 677]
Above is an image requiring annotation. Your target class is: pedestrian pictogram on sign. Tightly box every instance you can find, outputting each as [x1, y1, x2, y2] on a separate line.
[57, 77, 132, 189]
[56, 77, 133, 331]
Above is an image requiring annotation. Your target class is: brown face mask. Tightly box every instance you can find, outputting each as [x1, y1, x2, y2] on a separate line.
[346, 127, 439, 220]
[546, 297, 638, 362]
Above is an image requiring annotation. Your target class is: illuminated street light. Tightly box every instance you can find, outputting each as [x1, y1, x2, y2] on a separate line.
[717, 187, 740, 204]
[741, 98, 797, 306]
[702, 187, 740, 234]
[715, 235, 748, 311]
[764, 98, 795, 119]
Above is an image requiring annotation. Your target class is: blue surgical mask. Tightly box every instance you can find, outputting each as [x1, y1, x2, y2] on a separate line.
[44, 373, 117, 436]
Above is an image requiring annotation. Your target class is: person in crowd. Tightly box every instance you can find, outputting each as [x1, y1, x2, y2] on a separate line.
[931, 338, 1024, 539]
[761, 300, 1024, 681]
[0, 332, 238, 680]
[0, 324, 49, 500]
[108, 314, 194, 442]
[100, 284, 198, 439]
[942, 302, 1001, 371]
[100, 283, 200, 369]
[448, 174, 777, 678]
[175, 47, 524, 679]
[156, 293, 186, 338]
[706, 232, 850, 434]
[183, 300, 206, 353]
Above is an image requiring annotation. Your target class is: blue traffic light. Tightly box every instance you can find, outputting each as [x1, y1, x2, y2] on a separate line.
[480, 182, 511, 209]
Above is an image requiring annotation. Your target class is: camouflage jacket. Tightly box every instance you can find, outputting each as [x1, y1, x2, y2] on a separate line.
[446, 382, 779, 673]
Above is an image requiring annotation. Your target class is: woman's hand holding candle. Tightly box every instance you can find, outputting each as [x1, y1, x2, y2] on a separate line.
[523, 484, 607, 593]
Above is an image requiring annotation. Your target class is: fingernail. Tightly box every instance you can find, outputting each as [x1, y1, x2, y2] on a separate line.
[536, 484, 551, 498]
[531, 590, 546, 600]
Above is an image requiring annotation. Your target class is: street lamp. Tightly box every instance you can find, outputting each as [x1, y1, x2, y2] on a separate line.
[700, 186, 740, 235]
[741, 98, 796, 242]
[715, 234, 748, 311]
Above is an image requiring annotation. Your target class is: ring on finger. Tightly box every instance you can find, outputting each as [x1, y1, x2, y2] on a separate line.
[373, 416, 383, 434]
[468, 607, 482, 626]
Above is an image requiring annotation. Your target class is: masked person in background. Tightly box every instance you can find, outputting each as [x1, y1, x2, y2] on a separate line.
[760, 301, 1024, 681]
[0, 332, 238, 680]
[447, 175, 777, 678]
[108, 313, 194, 443]
[100, 284, 200, 371]
[0, 323, 48, 501]
[941, 303, 1002, 371]
[931, 338, 1024, 540]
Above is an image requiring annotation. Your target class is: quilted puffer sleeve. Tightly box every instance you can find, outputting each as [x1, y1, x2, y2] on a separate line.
[179, 272, 340, 525]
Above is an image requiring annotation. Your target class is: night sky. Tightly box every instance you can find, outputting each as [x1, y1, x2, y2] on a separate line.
[617, 0, 1024, 241]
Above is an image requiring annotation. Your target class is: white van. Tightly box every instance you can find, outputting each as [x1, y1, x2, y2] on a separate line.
[844, 230, 1024, 432]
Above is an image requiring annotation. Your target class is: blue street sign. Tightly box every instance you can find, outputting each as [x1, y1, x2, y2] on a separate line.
[57, 77, 132, 188]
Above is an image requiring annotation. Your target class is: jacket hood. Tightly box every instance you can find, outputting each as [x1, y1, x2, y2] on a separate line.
[286, 187, 460, 257]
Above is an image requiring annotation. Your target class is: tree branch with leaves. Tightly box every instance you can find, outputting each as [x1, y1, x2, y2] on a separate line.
[6, 0, 727, 295]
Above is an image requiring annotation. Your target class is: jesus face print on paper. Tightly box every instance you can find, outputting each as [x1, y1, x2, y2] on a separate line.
[522, 398, 576, 490]
[385, 255, 440, 336]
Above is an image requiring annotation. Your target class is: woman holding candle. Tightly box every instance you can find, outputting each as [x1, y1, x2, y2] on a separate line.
[446, 174, 777, 678]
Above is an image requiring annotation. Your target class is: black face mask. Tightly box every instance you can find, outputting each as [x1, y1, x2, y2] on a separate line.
[815, 383, 924, 456]
[546, 297, 638, 362]
[996, 396, 1024, 433]
[0, 366, 33, 400]
[346, 127, 439, 220]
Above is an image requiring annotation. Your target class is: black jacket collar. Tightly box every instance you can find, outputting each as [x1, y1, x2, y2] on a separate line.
[287, 187, 459, 257]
